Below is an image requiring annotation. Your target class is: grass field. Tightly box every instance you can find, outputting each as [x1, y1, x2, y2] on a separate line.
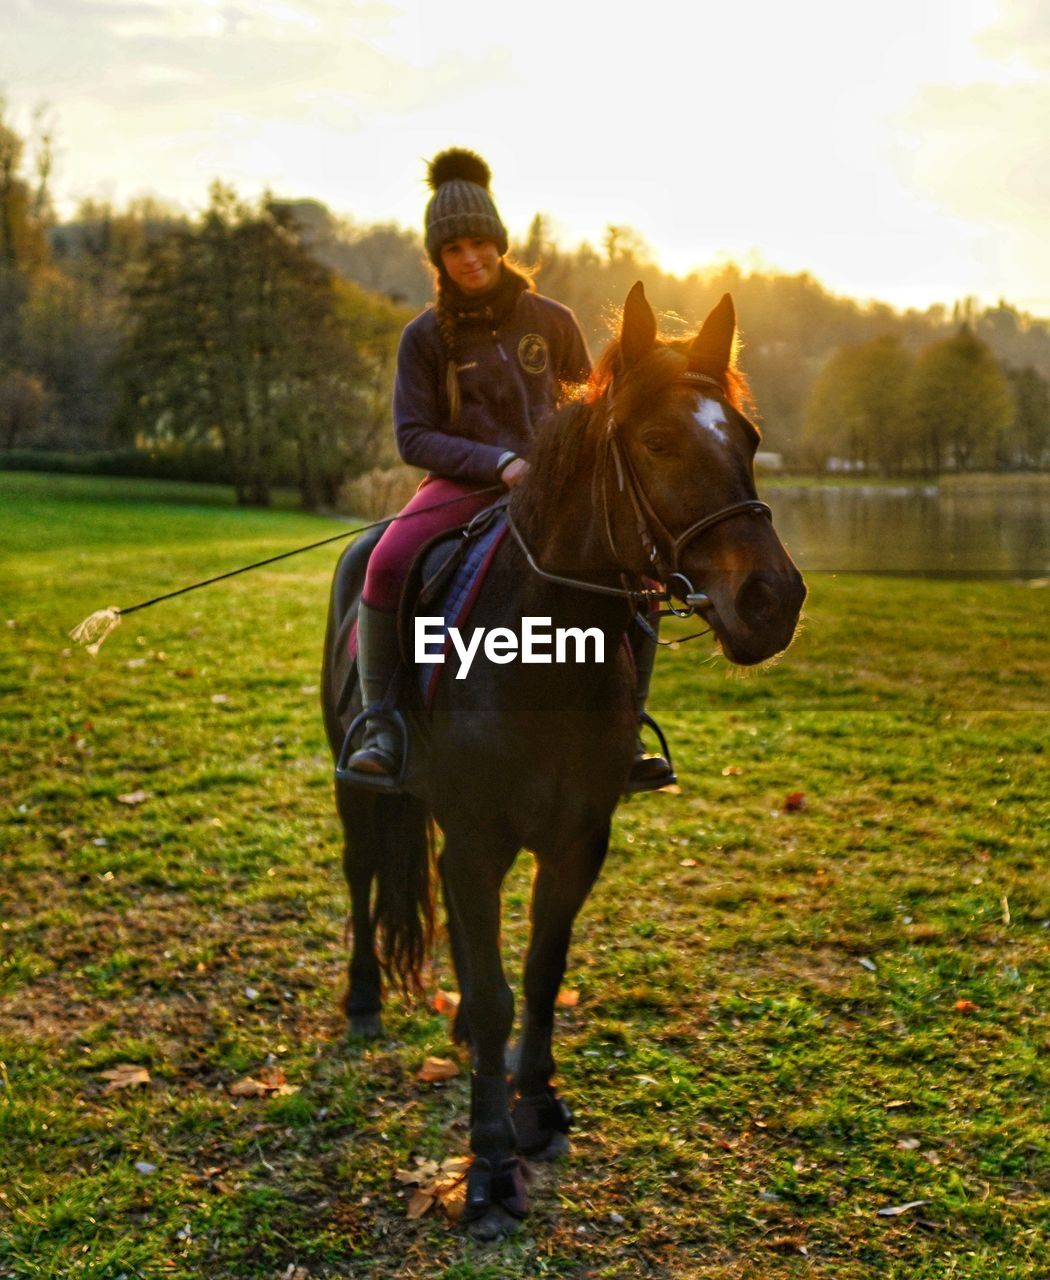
[1, 471, 1047, 1280]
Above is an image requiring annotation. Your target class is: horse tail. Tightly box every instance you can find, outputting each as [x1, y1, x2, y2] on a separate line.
[371, 791, 436, 994]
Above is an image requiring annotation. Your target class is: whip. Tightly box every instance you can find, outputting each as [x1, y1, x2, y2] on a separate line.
[69, 486, 503, 655]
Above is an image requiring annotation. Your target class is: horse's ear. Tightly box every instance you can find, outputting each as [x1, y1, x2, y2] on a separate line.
[689, 293, 736, 374]
[619, 281, 657, 367]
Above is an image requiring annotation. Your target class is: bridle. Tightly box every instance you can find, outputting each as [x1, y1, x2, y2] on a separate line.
[505, 370, 772, 620]
[598, 370, 771, 584]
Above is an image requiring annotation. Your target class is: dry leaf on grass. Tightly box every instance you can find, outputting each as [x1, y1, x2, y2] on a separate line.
[432, 989, 460, 1017]
[784, 791, 807, 811]
[417, 1056, 459, 1083]
[229, 1069, 299, 1098]
[229, 1077, 270, 1098]
[100, 1063, 151, 1093]
[406, 1188, 434, 1220]
[397, 1156, 471, 1221]
[953, 999, 979, 1014]
[117, 789, 150, 806]
[556, 988, 580, 1008]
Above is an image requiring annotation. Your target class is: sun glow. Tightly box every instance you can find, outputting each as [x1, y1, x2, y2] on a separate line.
[7, 0, 1047, 313]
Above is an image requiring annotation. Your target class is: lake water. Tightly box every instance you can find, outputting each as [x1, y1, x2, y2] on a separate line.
[763, 482, 1048, 578]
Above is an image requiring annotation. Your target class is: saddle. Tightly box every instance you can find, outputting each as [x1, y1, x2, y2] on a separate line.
[337, 500, 508, 789]
[398, 501, 509, 709]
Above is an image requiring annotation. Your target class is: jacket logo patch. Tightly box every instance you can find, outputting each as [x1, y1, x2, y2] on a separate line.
[518, 334, 549, 375]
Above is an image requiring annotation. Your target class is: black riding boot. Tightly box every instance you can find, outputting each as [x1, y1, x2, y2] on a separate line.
[345, 603, 403, 778]
[626, 618, 676, 793]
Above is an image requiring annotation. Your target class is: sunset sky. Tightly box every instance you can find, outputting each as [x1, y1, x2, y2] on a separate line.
[6, 0, 1048, 314]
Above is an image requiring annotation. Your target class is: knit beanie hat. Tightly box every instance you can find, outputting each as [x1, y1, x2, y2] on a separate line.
[424, 148, 509, 265]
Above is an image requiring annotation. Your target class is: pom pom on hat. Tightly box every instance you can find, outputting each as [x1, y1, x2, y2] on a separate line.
[427, 148, 492, 192]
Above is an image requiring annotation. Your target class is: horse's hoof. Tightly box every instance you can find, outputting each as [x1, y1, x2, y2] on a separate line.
[527, 1129, 570, 1163]
[511, 1089, 573, 1159]
[347, 1011, 383, 1039]
[466, 1205, 525, 1241]
[463, 1156, 528, 1239]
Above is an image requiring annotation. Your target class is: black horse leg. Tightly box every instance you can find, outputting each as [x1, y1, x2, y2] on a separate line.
[441, 835, 526, 1239]
[439, 854, 472, 1047]
[336, 783, 383, 1038]
[513, 822, 610, 1158]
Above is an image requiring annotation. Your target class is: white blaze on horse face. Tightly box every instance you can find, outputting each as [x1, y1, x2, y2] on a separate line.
[694, 397, 729, 445]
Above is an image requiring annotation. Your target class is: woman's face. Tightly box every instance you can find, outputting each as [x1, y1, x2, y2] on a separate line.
[440, 237, 501, 295]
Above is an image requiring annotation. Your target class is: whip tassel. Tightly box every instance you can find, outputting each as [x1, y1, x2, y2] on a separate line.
[69, 607, 123, 656]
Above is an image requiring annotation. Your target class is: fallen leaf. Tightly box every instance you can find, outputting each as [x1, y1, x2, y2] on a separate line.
[877, 1200, 930, 1217]
[432, 989, 460, 1017]
[858, 957, 878, 973]
[721, 765, 742, 776]
[417, 1057, 459, 1083]
[556, 988, 580, 1008]
[100, 1063, 151, 1093]
[135, 1161, 157, 1174]
[407, 1189, 435, 1219]
[897, 1138, 921, 1150]
[785, 791, 807, 812]
[439, 1181, 466, 1222]
[117, 790, 150, 806]
[679, 858, 697, 868]
[229, 1077, 270, 1098]
[954, 999, 978, 1014]
[211, 693, 230, 705]
[884, 1099, 910, 1110]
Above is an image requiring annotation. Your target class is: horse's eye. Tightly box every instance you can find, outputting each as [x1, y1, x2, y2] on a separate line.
[642, 432, 671, 455]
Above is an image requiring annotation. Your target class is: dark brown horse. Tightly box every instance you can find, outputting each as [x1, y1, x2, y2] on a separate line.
[321, 283, 805, 1238]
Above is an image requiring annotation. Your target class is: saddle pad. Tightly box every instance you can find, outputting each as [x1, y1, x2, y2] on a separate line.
[416, 514, 508, 709]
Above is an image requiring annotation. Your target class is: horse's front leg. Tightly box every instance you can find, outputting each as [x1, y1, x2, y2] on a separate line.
[337, 783, 383, 1038]
[441, 834, 525, 1240]
[513, 822, 610, 1160]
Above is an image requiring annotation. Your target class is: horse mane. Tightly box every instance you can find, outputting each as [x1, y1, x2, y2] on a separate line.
[586, 337, 754, 416]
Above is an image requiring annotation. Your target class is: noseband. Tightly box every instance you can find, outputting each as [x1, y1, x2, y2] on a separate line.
[597, 371, 772, 600]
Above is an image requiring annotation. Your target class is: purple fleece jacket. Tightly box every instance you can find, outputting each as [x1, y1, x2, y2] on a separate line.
[393, 291, 592, 485]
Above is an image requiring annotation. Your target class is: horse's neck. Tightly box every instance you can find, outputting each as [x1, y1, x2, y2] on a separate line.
[512, 415, 623, 579]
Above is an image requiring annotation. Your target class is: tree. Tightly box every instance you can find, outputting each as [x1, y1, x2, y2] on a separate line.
[802, 336, 914, 473]
[116, 185, 406, 506]
[909, 328, 1012, 472]
[1002, 366, 1049, 469]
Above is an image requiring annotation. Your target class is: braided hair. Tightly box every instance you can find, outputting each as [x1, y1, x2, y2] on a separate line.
[433, 260, 535, 424]
[434, 272, 464, 424]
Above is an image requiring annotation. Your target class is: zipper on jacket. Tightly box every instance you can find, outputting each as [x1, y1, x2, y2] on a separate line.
[493, 332, 509, 364]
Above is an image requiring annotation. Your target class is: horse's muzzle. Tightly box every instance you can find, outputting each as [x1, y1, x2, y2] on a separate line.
[704, 566, 806, 665]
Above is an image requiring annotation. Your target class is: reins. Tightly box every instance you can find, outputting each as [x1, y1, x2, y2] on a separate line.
[69, 485, 504, 654]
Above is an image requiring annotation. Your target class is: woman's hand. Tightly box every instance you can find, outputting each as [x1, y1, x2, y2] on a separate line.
[501, 458, 530, 488]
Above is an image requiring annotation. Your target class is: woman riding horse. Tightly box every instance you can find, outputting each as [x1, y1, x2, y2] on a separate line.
[345, 147, 674, 791]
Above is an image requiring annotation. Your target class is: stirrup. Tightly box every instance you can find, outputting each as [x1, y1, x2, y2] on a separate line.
[625, 712, 677, 794]
[336, 705, 408, 791]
